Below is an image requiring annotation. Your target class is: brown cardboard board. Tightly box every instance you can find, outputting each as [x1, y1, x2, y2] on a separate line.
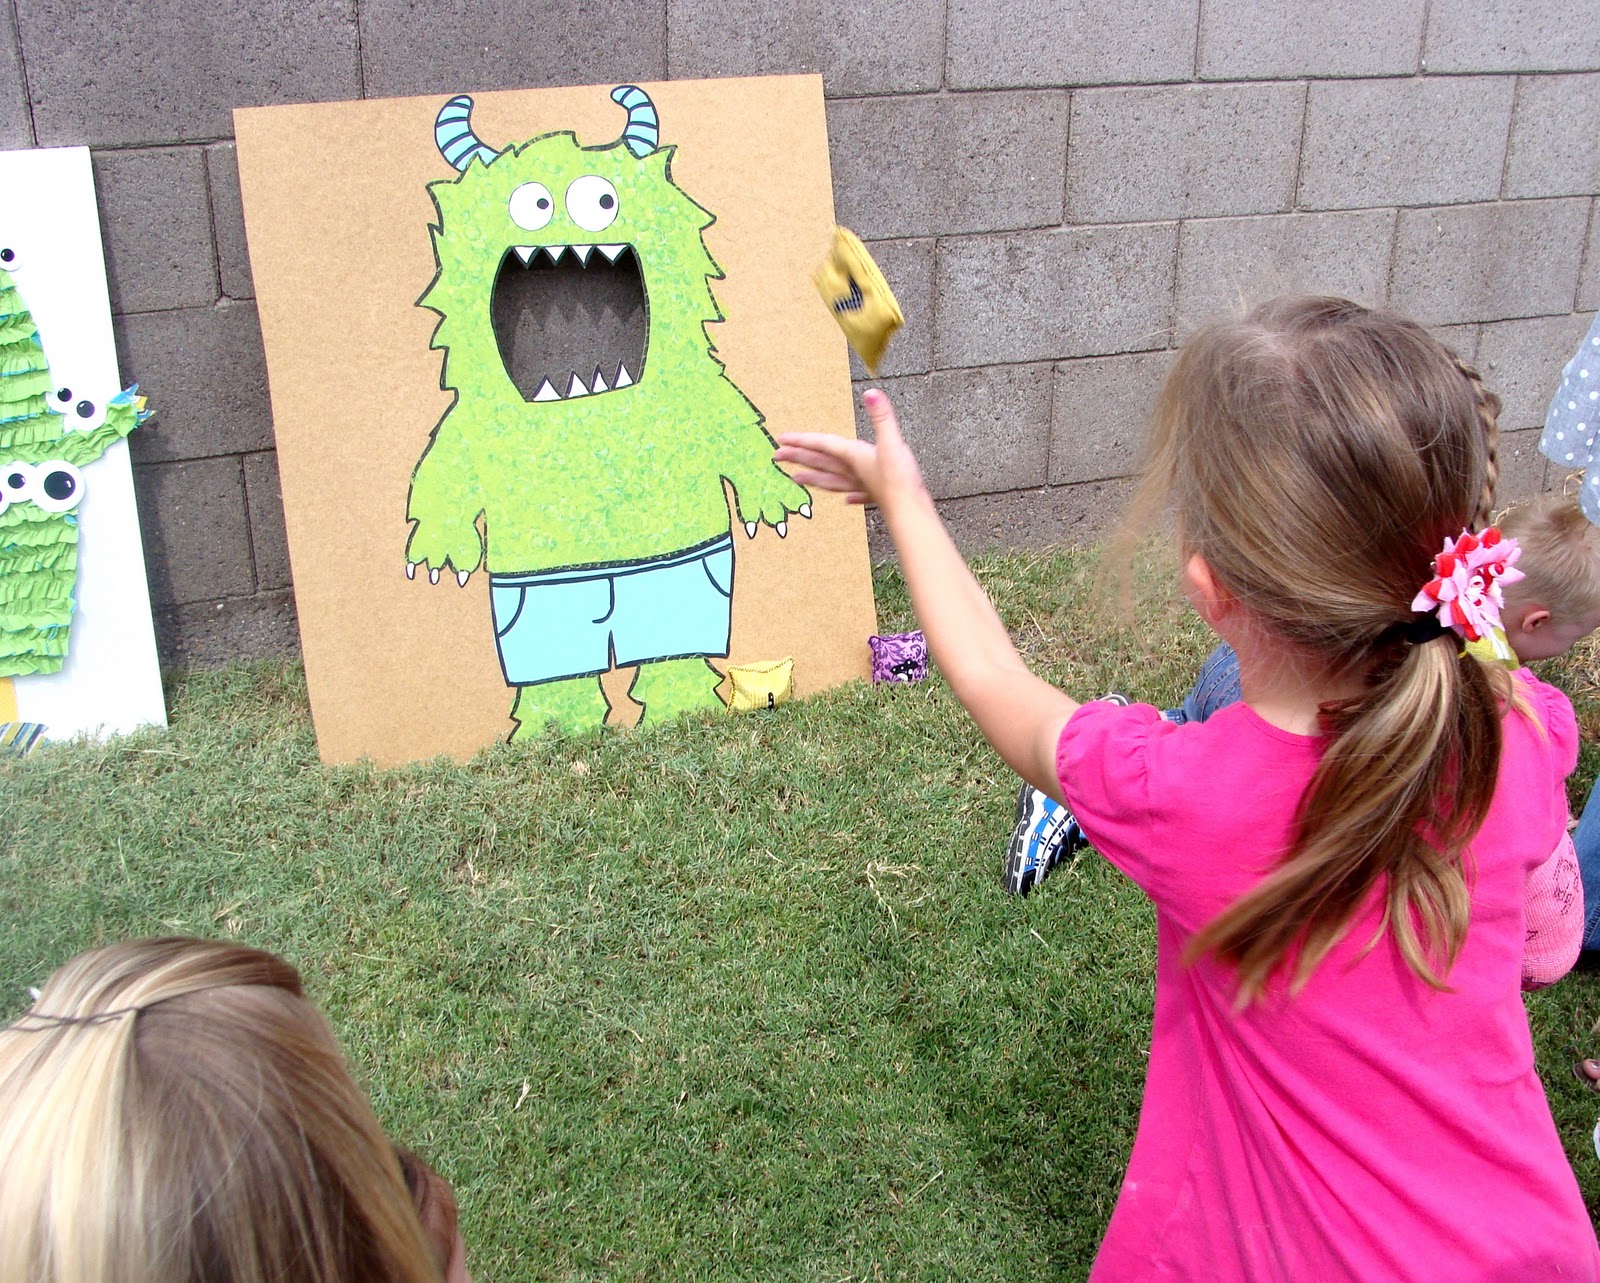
[234, 75, 876, 766]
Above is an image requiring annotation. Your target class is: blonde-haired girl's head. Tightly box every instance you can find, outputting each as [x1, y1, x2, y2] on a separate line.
[0, 937, 444, 1283]
[1134, 297, 1509, 1001]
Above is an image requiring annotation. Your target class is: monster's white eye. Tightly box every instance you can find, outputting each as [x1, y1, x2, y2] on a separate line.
[508, 183, 554, 231]
[0, 246, 19, 272]
[566, 175, 618, 233]
[32, 461, 83, 514]
[49, 387, 106, 431]
[1, 462, 36, 510]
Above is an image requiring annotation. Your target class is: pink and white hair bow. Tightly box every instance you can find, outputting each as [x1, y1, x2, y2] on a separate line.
[1410, 527, 1524, 655]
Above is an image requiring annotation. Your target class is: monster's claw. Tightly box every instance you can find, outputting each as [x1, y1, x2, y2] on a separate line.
[457, 570, 470, 587]
[776, 521, 788, 538]
[799, 503, 812, 520]
[406, 562, 416, 580]
[745, 521, 758, 539]
[429, 567, 440, 585]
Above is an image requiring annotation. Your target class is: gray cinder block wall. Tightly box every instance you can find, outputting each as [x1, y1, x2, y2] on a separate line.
[2, 1, 1597, 667]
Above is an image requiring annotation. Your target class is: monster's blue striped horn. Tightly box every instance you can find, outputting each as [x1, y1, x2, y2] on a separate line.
[611, 85, 659, 157]
[434, 95, 499, 170]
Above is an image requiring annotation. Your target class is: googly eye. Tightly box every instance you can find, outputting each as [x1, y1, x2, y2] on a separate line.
[48, 387, 107, 431]
[565, 175, 618, 233]
[0, 246, 19, 271]
[32, 461, 83, 514]
[1, 461, 37, 512]
[508, 182, 554, 232]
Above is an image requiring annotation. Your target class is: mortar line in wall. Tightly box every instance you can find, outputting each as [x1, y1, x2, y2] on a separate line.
[1496, 75, 1520, 202]
[1575, 198, 1597, 315]
[1289, 81, 1310, 212]
[1381, 206, 1401, 309]
[8, 0, 36, 147]
[660, 0, 670, 80]
[237, 454, 263, 596]
[351, 0, 366, 99]
[1417, 0, 1434, 74]
[1191, 0, 1204, 80]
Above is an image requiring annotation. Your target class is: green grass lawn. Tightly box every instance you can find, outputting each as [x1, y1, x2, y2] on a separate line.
[3, 548, 1599, 1280]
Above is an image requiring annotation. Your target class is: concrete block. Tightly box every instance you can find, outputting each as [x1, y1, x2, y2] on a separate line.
[1505, 75, 1600, 200]
[829, 92, 1068, 240]
[360, 0, 664, 99]
[1198, 0, 1424, 79]
[1475, 313, 1596, 433]
[1066, 84, 1302, 223]
[935, 223, 1177, 368]
[18, 0, 359, 147]
[132, 456, 255, 607]
[93, 148, 217, 314]
[0, 3, 32, 148]
[947, 0, 1196, 90]
[153, 589, 299, 669]
[1495, 428, 1551, 507]
[1580, 201, 1600, 312]
[1299, 77, 1514, 212]
[854, 239, 934, 379]
[1390, 199, 1589, 325]
[1424, 0, 1600, 74]
[866, 478, 1137, 559]
[206, 143, 254, 300]
[866, 364, 1054, 499]
[668, 0, 941, 94]
[1175, 210, 1395, 339]
[1431, 323, 1480, 363]
[116, 302, 272, 463]
[244, 451, 291, 592]
[1049, 350, 1173, 485]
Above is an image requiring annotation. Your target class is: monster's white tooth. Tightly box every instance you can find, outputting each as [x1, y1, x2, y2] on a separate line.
[532, 379, 561, 402]
[542, 244, 565, 265]
[567, 373, 590, 398]
[598, 243, 626, 262]
[614, 363, 634, 388]
[591, 367, 609, 393]
[513, 245, 535, 265]
[572, 244, 594, 265]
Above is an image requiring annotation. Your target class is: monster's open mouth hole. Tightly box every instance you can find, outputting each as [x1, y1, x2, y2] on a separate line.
[490, 245, 647, 402]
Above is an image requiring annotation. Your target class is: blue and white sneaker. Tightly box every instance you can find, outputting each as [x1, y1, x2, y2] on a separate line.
[1001, 693, 1127, 895]
[1003, 782, 1084, 896]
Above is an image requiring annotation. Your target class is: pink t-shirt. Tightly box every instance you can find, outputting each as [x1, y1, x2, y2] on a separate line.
[1058, 673, 1599, 1282]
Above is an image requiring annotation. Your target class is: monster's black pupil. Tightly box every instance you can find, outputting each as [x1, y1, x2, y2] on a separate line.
[55, 388, 70, 403]
[42, 471, 74, 502]
[537, 197, 550, 210]
[0, 249, 12, 263]
[600, 195, 615, 210]
[6, 473, 23, 490]
[75, 401, 93, 418]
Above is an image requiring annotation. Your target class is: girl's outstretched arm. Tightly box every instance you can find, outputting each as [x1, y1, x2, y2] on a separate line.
[776, 389, 1079, 800]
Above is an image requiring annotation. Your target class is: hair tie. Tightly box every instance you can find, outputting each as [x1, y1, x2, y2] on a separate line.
[1401, 613, 1450, 645]
[1408, 527, 1523, 653]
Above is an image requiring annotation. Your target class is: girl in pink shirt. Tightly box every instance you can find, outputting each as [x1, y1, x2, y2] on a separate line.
[776, 296, 1600, 1281]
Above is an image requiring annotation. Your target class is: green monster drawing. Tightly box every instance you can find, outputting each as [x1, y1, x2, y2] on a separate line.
[0, 244, 148, 679]
[407, 86, 810, 738]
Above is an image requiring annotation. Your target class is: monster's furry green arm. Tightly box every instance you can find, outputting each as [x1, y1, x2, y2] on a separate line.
[406, 414, 484, 585]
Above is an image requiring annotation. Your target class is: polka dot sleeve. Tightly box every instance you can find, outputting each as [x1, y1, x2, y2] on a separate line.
[1541, 311, 1600, 523]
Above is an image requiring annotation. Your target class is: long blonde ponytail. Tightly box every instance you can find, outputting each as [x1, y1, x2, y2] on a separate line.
[1131, 298, 1509, 1003]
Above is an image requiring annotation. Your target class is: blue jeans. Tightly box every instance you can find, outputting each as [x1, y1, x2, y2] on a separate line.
[1575, 778, 1600, 951]
[1165, 642, 1242, 725]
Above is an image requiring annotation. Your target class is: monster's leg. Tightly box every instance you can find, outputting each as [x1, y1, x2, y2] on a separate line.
[628, 657, 724, 723]
[508, 678, 611, 741]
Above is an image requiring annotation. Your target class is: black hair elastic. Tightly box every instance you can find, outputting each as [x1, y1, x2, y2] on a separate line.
[1401, 613, 1451, 645]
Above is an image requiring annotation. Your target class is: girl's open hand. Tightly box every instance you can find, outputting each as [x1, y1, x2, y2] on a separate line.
[774, 389, 927, 509]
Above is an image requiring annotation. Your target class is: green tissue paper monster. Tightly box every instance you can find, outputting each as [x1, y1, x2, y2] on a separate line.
[0, 244, 148, 679]
[407, 86, 810, 738]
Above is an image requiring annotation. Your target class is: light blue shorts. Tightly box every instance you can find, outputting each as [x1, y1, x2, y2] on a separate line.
[489, 535, 734, 686]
